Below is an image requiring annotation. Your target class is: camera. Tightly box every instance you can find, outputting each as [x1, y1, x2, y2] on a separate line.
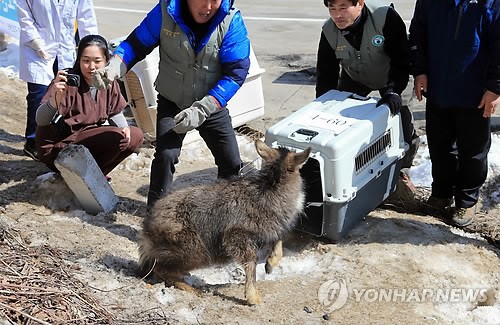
[66, 73, 80, 87]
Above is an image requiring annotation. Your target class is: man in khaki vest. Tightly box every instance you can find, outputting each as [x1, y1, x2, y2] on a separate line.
[316, 0, 419, 172]
[93, 0, 251, 208]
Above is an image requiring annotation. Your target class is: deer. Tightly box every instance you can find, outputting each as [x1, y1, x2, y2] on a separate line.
[138, 140, 311, 305]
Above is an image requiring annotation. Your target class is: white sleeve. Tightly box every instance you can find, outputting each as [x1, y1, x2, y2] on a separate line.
[76, 0, 99, 37]
[16, 0, 42, 44]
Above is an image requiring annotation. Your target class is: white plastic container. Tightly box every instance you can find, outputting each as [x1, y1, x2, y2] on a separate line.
[265, 90, 407, 241]
[226, 47, 266, 128]
[109, 37, 265, 141]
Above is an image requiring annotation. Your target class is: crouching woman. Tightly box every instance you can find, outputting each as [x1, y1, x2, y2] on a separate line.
[35, 34, 144, 176]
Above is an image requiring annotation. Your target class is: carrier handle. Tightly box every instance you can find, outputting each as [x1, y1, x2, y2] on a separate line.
[290, 128, 318, 142]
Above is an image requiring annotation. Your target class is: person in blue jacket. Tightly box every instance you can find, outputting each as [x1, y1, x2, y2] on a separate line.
[409, 0, 500, 227]
[93, 0, 251, 208]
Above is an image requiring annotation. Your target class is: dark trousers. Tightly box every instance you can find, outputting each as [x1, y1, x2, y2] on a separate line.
[425, 102, 491, 208]
[25, 59, 58, 139]
[338, 72, 418, 168]
[26, 83, 49, 138]
[147, 95, 242, 207]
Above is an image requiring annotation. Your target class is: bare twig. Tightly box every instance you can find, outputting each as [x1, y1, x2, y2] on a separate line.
[0, 301, 52, 325]
[0, 228, 115, 324]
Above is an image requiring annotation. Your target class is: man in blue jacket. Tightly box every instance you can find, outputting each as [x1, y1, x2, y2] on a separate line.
[93, 0, 250, 208]
[409, 0, 500, 227]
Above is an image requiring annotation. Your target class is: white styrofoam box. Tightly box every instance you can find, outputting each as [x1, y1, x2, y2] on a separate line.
[264, 89, 407, 240]
[226, 47, 265, 128]
[128, 49, 160, 110]
[109, 37, 265, 142]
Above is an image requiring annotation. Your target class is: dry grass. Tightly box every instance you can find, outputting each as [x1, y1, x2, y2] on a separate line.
[0, 226, 115, 324]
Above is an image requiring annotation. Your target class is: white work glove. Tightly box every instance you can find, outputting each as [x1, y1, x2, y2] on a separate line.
[28, 38, 51, 60]
[173, 96, 220, 134]
[93, 56, 127, 89]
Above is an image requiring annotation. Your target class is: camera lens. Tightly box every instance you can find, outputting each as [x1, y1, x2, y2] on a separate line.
[66, 74, 80, 87]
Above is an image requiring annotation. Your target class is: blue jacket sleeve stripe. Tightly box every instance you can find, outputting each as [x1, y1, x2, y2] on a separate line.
[209, 11, 251, 107]
[223, 59, 251, 85]
[114, 3, 162, 68]
[113, 41, 136, 67]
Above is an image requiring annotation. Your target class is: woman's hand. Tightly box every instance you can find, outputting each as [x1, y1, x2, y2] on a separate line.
[49, 70, 71, 107]
[119, 127, 131, 151]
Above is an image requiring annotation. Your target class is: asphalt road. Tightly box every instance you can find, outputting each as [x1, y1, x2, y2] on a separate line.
[92, 1, 499, 133]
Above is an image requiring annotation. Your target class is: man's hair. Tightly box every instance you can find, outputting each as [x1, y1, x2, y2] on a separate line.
[324, 0, 359, 7]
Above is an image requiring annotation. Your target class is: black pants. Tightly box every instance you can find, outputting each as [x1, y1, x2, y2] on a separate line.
[147, 95, 242, 207]
[425, 102, 491, 208]
[338, 72, 418, 168]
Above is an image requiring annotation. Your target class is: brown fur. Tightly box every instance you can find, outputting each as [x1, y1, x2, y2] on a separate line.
[138, 140, 311, 305]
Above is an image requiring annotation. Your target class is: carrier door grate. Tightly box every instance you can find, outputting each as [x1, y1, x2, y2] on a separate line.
[354, 130, 392, 173]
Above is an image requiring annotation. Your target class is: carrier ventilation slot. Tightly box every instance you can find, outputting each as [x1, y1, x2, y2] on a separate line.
[354, 130, 392, 173]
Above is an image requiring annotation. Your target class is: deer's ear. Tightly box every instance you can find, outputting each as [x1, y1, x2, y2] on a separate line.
[255, 140, 279, 162]
[293, 147, 311, 168]
[285, 147, 311, 172]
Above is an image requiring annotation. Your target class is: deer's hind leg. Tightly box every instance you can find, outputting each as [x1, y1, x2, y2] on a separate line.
[223, 230, 261, 305]
[265, 240, 283, 274]
[151, 245, 208, 297]
[158, 269, 204, 296]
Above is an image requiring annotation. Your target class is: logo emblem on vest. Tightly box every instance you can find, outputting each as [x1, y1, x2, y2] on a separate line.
[371, 35, 385, 47]
[163, 29, 180, 37]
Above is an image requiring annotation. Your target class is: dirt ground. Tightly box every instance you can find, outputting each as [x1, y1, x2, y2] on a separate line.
[1, 71, 500, 325]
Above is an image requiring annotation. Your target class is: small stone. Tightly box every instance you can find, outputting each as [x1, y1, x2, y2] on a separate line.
[323, 313, 330, 320]
[303, 306, 312, 313]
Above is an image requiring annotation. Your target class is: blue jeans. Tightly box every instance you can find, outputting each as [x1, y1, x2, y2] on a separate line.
[26, 58, 58, 139]
[147, 95, 242, 207]
[26, 82, 49, 139]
